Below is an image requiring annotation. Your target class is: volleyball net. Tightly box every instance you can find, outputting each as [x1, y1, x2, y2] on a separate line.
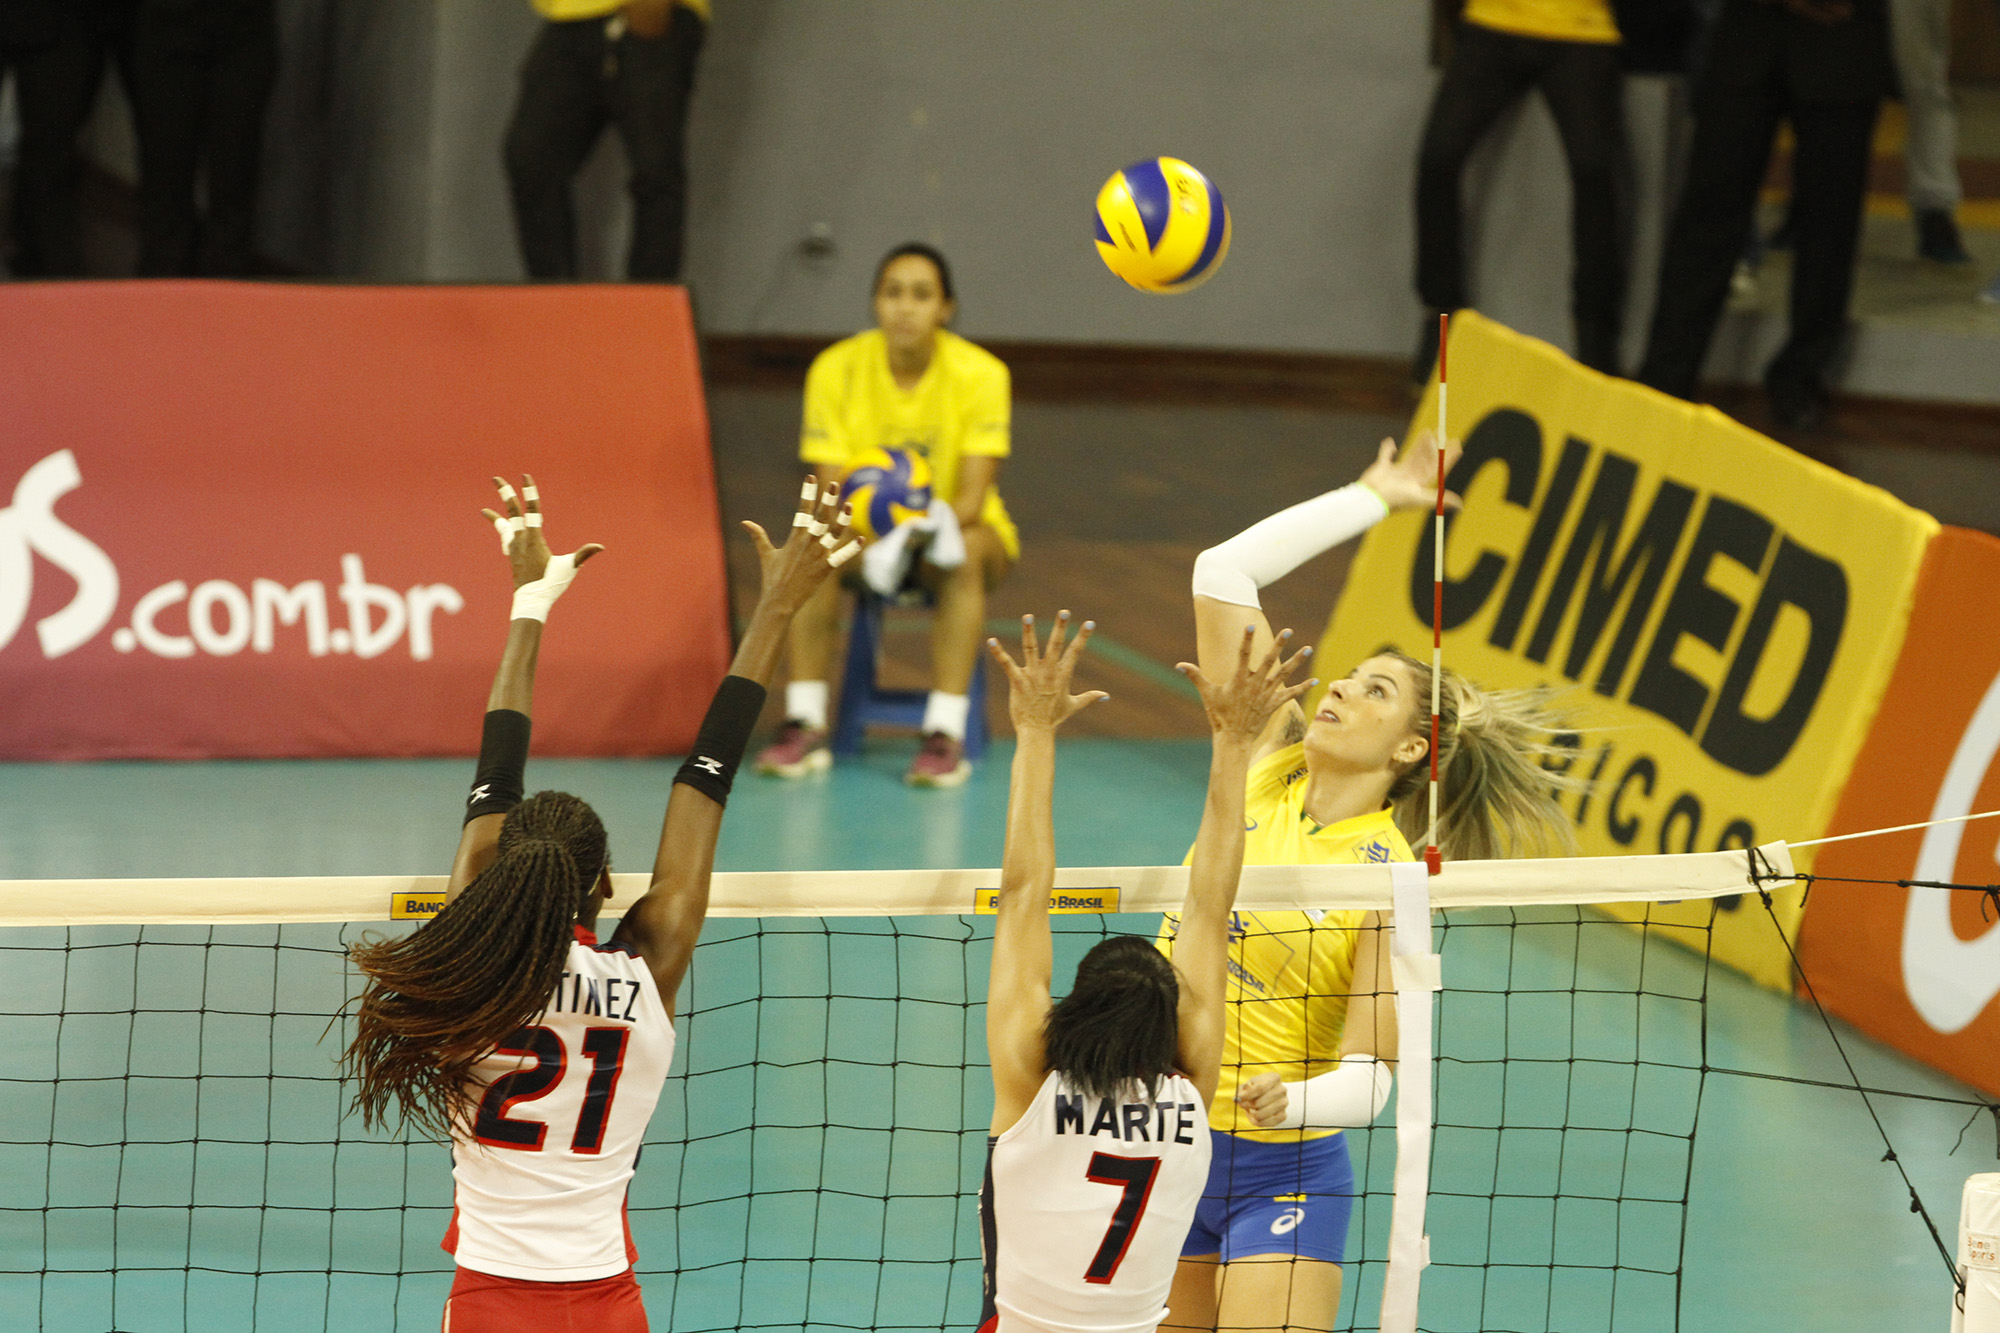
[2, 849, 1799, 1332]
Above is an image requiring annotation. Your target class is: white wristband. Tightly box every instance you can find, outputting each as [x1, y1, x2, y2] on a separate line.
[510, 553, 579, 623]
[1191, 483, 1392, 609]
[1277, 1055, 1393, 1130]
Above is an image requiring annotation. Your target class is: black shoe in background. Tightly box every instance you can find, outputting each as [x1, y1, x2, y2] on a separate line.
[1766, 374, 1829, 431]
[1765, 212, 1797, 253]
[1916, 209, 1973, 265]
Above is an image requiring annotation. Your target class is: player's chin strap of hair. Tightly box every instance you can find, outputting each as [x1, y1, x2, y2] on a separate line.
[673, 675, 767, 807]
[1274, 1054, 1394, 1130]
[1190, 483, 1390, 609]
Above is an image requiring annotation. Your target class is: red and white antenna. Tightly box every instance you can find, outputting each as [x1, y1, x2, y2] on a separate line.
[1426, 313, 1448, 877]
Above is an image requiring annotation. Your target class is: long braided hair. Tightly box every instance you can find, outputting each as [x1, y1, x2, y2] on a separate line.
[344, 791, 608, 1138]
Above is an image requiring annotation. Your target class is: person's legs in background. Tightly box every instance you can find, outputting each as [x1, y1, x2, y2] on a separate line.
[503, 19, 611, 281]
[1536, 38, 1628, 373]
[755, 576, 843, 778]
[1890, 0, 1970, 264]
[191, 0, 274, 276]
[908, 526, 1012, 788]
[129, 0, 208, 275]
[1763, 96, 1880, 427]
[1984, 1, 2000, 304]
[613, 3, 703, 282]
[1411, 21, 1538, 382]
[7, 10, 103, 277]
[1637, 80, 1786, 400]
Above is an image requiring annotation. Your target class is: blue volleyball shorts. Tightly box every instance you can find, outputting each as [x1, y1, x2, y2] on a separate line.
[1180, 1131, 1356, 1265]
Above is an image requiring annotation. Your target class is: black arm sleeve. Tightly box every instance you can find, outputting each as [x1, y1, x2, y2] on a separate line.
[673, 676, 768, 806]
[465, 708, 531, 824]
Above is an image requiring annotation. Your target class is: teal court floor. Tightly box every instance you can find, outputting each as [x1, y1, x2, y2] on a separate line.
[0, 742, 1989, 1333]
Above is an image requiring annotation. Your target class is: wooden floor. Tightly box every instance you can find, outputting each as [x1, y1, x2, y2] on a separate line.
[706, 348, 2000, 742]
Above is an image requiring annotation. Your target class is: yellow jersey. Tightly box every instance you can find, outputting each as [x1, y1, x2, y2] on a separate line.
[799, 328, 1018, 560]
[1158, 742, 1411, 1142]
[535, 0, 712, 24]
[1463, 0, 1618, 43]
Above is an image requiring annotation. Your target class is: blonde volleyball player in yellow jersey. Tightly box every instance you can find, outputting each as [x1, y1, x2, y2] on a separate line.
[754, 242, 1017, 787]
[1161, 431, 1578, 1333]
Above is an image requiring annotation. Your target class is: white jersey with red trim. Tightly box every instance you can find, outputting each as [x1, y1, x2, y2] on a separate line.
[444, 926, 675, 1281]
[982, 1070, 1211, 1333]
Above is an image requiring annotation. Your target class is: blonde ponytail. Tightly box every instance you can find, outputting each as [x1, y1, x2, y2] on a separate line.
[1383, 650, 1580, 862]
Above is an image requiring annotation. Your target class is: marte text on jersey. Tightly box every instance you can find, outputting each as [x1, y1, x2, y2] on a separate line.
[1054, 1094, 1200, 1145]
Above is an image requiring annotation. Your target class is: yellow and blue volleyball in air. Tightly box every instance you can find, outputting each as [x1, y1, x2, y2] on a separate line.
[1094, 157, 1231, 293]
[842, 447, 935, 541]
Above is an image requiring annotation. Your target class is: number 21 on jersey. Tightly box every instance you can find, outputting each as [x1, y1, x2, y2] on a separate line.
[473, 1024, 630, 1154]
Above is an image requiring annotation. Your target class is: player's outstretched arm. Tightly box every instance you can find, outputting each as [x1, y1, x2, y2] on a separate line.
[446, 475, 604, 901]
[1340, 912, 1399, 1068]
[614, 478, 858, 1016]
[984, 611, 1107, 1135]
[1189, 431, 1460, 763]
[1171, 626, 1315, 1107]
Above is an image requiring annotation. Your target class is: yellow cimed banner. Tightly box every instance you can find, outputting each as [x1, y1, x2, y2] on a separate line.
[1316, 313, 1936, 988]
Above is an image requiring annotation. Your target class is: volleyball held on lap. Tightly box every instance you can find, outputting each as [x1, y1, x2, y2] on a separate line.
[842, 446, 935, 541]
[1093, 156, 1231, 293]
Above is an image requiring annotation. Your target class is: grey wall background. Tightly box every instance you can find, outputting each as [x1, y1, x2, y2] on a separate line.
[221, 0, 1678, 368]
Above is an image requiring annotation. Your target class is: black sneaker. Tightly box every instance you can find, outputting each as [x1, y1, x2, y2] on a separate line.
[1917, 209, 1973, 265]
[1766, 375, 1829, 431]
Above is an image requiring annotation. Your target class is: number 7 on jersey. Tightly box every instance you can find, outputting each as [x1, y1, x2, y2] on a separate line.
[1083, 1152, 1162, 1284]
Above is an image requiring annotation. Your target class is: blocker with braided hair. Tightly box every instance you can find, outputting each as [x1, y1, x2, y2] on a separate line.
[343, 472, 857, 1333]
[347, 791, 607, 1138]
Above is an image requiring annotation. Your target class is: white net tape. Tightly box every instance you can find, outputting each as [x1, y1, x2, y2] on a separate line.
[0, 843, 1798, 927]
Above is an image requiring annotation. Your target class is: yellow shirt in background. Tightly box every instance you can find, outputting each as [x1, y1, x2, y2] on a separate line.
[1463, 0, 1618, 43]
[1157, 743, 1411, 1142]
[535, 0, 712, 24]
[799, 327, 1018, 559]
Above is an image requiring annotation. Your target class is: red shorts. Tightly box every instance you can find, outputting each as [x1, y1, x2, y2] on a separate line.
[442, 1265, 648, 1333]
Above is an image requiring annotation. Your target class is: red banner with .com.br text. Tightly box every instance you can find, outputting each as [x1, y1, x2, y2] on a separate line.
[0, 281, 729, 759]
[1796, 526, 2000, 1098]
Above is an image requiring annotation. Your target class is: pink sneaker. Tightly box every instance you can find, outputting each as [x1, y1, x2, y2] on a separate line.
[754, 722, 831, 778]
[905, 732, 971, 788]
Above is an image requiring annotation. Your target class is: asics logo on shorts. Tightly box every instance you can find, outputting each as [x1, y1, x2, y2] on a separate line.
[1270, 1207, 1305, 1235]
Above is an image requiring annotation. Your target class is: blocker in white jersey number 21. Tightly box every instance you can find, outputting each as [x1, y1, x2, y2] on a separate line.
[473, 1025, 630, 1154]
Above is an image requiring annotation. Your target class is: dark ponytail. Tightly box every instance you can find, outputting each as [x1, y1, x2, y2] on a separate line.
[1043, 935, 1180, 1103]
[345, 791, 607, 1138]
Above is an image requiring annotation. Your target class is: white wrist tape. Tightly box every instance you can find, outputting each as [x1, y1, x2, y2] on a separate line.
[1277, 1055, 1393, 1130]
[1191, 483, 1391, 609]
[510, 552, 579, 622]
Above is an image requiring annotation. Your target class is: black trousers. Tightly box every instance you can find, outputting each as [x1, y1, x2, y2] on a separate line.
[503, 7, 706, 282]
[1, 7, 130, 277]
[1638, 84, 1877, 399]
[128, 0, 277, 277]
[1415, 22, 1628, 371]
